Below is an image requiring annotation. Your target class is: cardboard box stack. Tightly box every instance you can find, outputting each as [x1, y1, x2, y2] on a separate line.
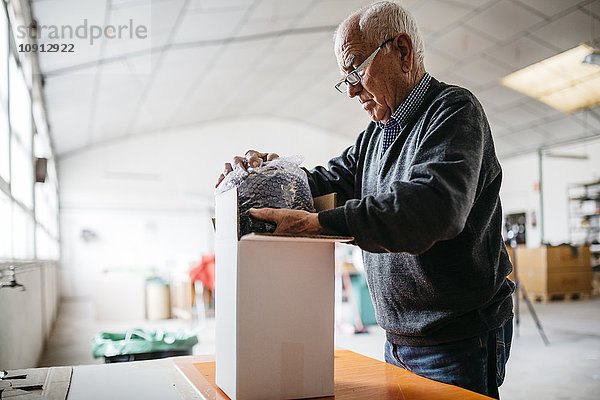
[515, 245, 592, 301]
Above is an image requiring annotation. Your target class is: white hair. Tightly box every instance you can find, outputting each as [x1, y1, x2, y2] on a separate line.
[335, 1, 425, 66]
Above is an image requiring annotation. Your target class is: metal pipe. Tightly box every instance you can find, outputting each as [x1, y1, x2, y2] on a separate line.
[538, 149, 545, 244]
[0, 260, 57, 274]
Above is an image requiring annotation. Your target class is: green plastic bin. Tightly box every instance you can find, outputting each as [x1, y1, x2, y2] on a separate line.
[92, 328, 198, 363]
[350, 273, 377, 326]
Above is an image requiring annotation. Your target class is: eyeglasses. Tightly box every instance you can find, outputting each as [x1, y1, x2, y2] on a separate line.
[334, 37, 394, 94]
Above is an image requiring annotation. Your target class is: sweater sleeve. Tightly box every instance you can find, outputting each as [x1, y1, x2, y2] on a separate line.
[301, 132, 364, 235]
[344, 97, 486, 254]
[318, 206, 350, 236]
[302, 142, 359, 204]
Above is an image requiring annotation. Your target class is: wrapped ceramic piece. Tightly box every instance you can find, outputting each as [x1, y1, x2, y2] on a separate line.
[216, 156, 315, 236]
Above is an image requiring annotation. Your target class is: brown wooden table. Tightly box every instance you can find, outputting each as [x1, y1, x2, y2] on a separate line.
[174, 349, 493, 399]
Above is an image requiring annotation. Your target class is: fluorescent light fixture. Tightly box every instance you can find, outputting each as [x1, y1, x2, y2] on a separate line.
[500, 44, 600, 113]
[544, 152, 588, 160]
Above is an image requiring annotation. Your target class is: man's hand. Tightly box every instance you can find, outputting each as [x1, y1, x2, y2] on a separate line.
[216, 150, 279, 188]
[249, 208, 324, 236]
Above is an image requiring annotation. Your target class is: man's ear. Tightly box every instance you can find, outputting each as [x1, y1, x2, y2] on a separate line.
[395, 33, 413, 73]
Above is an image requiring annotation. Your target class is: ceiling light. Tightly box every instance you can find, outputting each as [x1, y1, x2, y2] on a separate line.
[544, 152, 588, 160]
[500, 44, 600, 113]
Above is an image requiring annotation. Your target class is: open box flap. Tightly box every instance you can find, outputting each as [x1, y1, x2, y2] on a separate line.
[215, 188, 239, 241]
[240, 232, 352, 243]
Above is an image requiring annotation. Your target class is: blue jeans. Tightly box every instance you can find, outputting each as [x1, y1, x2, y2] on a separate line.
[384, 318, 512, 399]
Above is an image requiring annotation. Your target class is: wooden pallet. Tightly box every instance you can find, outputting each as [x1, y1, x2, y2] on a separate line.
[592, 271, 600, 296]
[528, 291, 592, 303]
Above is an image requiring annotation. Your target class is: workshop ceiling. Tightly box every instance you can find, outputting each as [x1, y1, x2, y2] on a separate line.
[31, 0, 600, 159]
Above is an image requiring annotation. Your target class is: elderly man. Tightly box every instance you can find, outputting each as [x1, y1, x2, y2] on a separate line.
[217, 1, 514, 398]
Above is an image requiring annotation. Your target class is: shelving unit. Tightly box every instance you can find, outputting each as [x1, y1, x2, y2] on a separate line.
[568, 180, 600, 269]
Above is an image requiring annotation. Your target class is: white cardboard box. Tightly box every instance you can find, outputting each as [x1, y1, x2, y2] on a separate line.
[215, 188, 347, 400]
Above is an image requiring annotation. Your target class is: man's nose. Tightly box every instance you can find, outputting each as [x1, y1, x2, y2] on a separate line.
[348, 82, 361, 98]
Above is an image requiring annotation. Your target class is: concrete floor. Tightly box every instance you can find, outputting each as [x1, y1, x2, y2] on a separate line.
[39, 296, 600, 399]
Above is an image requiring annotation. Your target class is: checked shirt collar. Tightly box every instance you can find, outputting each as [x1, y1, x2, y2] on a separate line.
[378, 72, 432, 155]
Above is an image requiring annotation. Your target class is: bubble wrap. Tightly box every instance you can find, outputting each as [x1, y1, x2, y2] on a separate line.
[216, 156, 315, 236]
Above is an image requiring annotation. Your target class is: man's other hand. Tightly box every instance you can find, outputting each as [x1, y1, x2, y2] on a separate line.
[215, 150, 279, 188]
[249, 208, 324, 236]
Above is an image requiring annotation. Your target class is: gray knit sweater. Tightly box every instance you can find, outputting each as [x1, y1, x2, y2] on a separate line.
[306, 77, 514, 346]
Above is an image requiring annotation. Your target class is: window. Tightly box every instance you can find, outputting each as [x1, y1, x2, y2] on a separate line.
[1, 0, 59, 261]
[9, 56, 31, 149]
[0, 108, 8, 183]
[12, 205, 34, 259]
[8, 51, 33, 209]
[10, 134, 33, 209]
[0, 191, 12, 258]
[0, 6, 8, 183]
[0, 5, 7, 105]
[34, 109, 59, 244]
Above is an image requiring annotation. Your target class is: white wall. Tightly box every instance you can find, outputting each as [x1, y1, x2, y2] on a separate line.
[499, 152, 542, 246]
[500, 138, 600, 246]
[60, 209, 212, 298]
[58, 117, 351, 298]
